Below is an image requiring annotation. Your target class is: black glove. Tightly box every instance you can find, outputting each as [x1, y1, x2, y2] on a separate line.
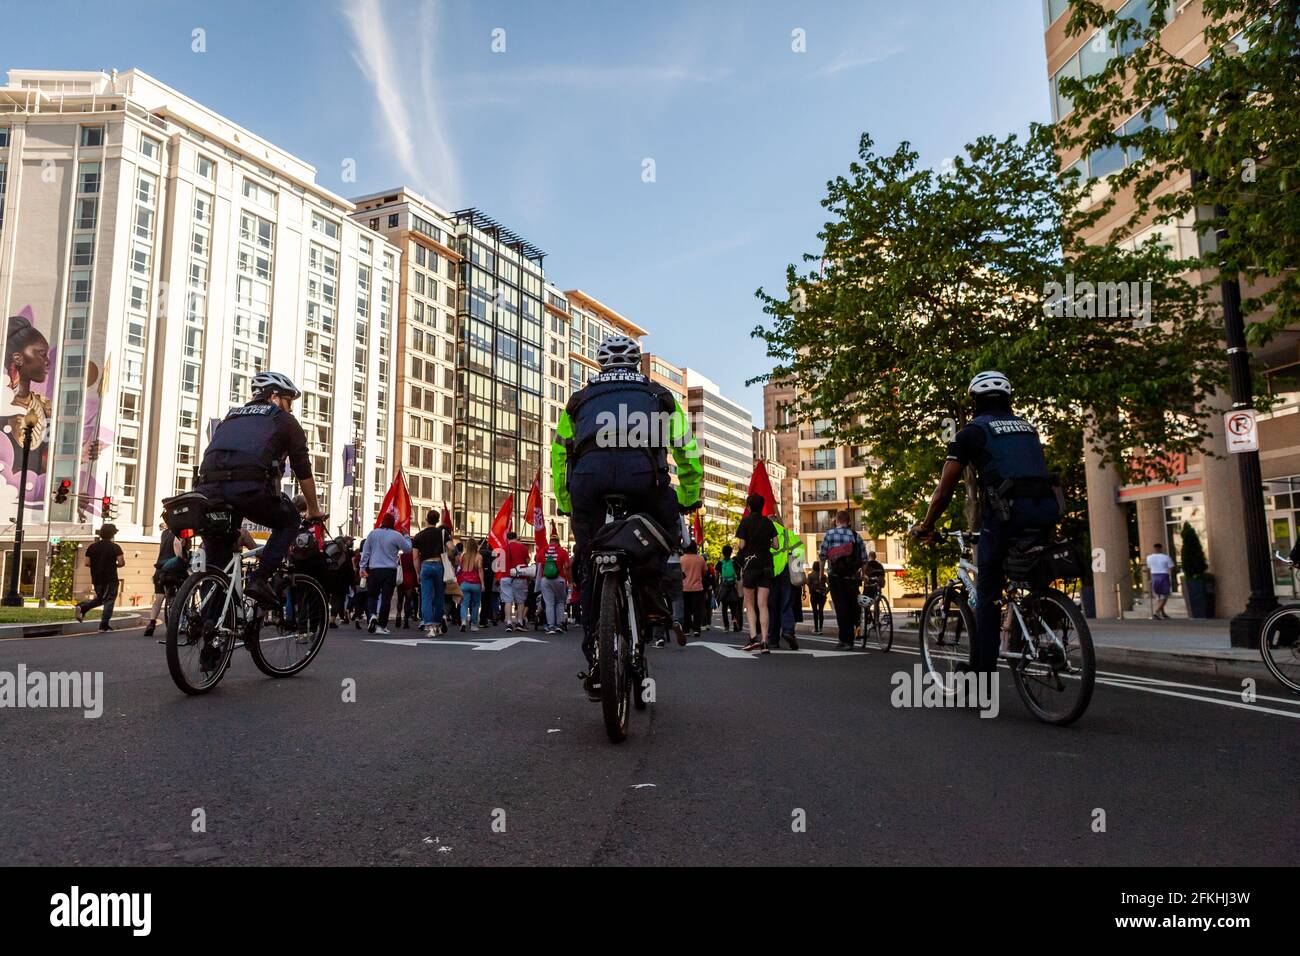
[678, 500, 702, 514]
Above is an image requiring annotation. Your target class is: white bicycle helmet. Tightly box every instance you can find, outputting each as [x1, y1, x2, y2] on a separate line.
[596, 334, 642, 371]
[968, 370, 1011, 397]
[251, 371, 302, 400]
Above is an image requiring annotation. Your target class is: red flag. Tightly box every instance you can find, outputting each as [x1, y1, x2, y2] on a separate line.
[550, 518, 558, 540]
[747, 461, 777, 516]
[693, 509, 704, 549]
[375, 468, 413, 534]
[524, 469, 547, 552]
[488, 492, 514, 551]
[442, 501, 453, 534]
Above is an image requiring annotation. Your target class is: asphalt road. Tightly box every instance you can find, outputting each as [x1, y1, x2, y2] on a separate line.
[1, 613, 1297, 866]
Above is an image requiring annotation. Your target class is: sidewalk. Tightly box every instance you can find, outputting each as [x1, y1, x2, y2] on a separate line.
[788, 611, 1266, 679]
[0, 612, 145, 639]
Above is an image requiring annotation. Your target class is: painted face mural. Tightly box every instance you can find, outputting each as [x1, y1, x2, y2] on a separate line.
[0, 306, 53, 515]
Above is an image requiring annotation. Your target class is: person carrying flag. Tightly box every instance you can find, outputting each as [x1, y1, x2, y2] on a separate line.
[550, 335, 703, 695]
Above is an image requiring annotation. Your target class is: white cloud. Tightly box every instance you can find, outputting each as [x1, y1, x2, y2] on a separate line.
[816, 45, 905, 77]
[343, 0, 460, 207]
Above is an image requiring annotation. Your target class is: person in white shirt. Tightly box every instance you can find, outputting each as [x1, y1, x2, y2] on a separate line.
[359, 513, 412, 634]
[1146, 542, 1176, 620]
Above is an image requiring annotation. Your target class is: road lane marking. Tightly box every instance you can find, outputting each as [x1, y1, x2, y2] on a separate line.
[687, 641, 865, 660]
[365, 637, 546, 651]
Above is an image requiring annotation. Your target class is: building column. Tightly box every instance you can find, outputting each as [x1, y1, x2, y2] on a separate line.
[1135, 497, 1165, 555]
[1198, 391, 1250, 619]
[1084, 429, 1132, 618]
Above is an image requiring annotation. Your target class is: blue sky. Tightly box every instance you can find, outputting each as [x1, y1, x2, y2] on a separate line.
[2, 0, 1051, 417]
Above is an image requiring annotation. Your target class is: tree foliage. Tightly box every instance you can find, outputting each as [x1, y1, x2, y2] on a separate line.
[1055, 0, 1300, 342]
[751, 128, 1226, 536]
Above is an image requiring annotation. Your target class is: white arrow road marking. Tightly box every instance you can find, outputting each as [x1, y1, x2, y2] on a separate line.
[688, 641, 863, 660]
[365, 637, 546, 651]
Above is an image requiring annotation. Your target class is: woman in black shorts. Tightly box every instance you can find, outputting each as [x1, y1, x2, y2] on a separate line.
[735, 493, 777, 654]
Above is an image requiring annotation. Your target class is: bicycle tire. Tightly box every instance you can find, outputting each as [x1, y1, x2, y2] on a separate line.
[878, 597, 894, 652]
[165, 571, 236, 695]
[247, 574, 330, 678]
[1009, 587, 1095, 725]
[918, 587, 974, 691]
[1260, 605, 1300, 694]
[598, 573, 631, 742]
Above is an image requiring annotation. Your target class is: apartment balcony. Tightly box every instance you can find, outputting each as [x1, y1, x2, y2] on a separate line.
[799, 428, 832, 440]
[799, 460, 837, 472]
[801, 489, 843, 503]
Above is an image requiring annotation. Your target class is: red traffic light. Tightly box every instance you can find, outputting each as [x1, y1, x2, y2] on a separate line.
[101, 496, 112, 508]
[54, 479, 72, 504]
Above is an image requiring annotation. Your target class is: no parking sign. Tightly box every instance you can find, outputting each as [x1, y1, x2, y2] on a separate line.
[1225, 409, 1259, 453]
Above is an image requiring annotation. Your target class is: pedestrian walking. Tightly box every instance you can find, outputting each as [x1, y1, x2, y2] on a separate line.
[395, 548, 418, 629]
[456, 538, 484, 631]
[736, 494, 777, 654]
[478, 538, 496, 627]
[76, 523, 125, 632]
[680, 541, 707, 640]
[1146, 542, 1176, 620]
[143, 519, 185, 638]
[717, 544, 744, 632]
[499, 531, 533, 632]
[537, 531, 571, 635]
[766, 517, 803, 650]
[359, 513, 411, 635]
[807, 560, 828, 635]
[412, 510, 450, 635]
[820, 510, 867, 650]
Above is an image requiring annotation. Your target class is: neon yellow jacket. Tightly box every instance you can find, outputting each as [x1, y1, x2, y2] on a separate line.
[770, 522, 805, 576]
[550, 397, 703, 513]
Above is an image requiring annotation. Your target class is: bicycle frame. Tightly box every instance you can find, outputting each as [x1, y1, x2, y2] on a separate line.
[189, 542, 264, 635]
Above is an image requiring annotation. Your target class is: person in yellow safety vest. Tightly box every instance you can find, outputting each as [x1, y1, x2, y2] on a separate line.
[766, 519, 805, 649]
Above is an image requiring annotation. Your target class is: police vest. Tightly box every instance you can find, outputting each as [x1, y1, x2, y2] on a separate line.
[200, 401, 288, 482]
[565, 371, 676, 476]
[969, 413, 1051, 496]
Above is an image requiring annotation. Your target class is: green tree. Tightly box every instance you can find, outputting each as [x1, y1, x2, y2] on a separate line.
[701, 482, 742, 560]
[1055, 0, 1300, 343]
[1180, 521, 1210, 579]
[750, 127, 1225, 535]
[48, 541, 76, 602]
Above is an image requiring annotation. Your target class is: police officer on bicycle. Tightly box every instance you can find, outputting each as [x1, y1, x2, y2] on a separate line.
[195, 371, 323, 608]
[550, 335, 704, 695]
[911, 371, 1060, 673]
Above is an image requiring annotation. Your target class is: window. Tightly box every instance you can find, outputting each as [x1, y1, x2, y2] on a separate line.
[193, 191, 213, 224]
[197, 155, 216, 180]
[388, 214, 399, 228]
[72, 237, 94, 267]
[77, 162, 100, 195]
[118, 391, 141, 423]
[0, 128, 8, 148]
[311, 211, 340, 239]
[79, 126, 104, 148]
[140, 134, 161, 160]
[75, 198, 97, 230]
[242, 177, 277, 209]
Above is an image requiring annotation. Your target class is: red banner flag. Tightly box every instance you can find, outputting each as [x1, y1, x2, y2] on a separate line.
[747, 461, 777, 517]
[375, 468, 413, 534]
[442, 501, 453, 534]
[488, 492, 514, 551]
[693, 509, 704, 550]
[524, 469, 547, 552]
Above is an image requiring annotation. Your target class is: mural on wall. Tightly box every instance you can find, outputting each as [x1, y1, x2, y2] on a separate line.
[0, 306, 53, 520]
[76, 354, 113, 520]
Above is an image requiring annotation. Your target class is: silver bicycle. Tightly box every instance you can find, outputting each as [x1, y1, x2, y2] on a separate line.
[165, 530, 329, 696]
[1260, 553, 1300, 694]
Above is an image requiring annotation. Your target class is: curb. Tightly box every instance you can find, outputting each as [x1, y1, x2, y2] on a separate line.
[0, 613, 146, 639]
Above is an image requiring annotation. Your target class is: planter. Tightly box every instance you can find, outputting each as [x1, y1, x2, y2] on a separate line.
[1080, 584, 1096, 619]
[1184, 577, 1215, 618]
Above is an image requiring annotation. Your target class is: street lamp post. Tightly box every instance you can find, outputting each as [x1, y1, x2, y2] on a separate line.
[3, 410, 40, 607]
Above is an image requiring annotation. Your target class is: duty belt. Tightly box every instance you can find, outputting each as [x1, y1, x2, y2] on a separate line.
[198, 466, 276, 484]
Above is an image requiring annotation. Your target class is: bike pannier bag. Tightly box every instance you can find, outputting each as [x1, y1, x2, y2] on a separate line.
[591, 513, 673, 573]
[162, 492, 232, 537]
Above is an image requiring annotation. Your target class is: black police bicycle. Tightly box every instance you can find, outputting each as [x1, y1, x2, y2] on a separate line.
[161, 492, 330, 695]
[918, 529, 1095, 725]
[588, 495, 677, 743]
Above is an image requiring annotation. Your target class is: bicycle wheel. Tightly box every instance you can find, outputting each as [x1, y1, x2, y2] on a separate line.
[919, 587, 973, 692]
[876, 598, 894, 652]
[165, 571, 237, 695]
[1260, 605, 1300, 694]
[1010, 587, 1095, 725]
[247, 574, 329, 678]
[597, 573, 631, 743]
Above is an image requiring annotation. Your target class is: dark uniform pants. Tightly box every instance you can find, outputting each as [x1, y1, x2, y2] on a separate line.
[972, 497, 1060, 673]
[568, 467, 681, 666]
[196, 480, 300, 581]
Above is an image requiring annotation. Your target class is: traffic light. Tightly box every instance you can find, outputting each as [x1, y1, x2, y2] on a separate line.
[54, 479, 71, 504]
[101, 496, 115, 520]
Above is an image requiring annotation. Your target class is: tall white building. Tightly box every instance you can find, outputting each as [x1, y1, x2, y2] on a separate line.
[0, 69, 399, 590]
[685, 369, 753, 526]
